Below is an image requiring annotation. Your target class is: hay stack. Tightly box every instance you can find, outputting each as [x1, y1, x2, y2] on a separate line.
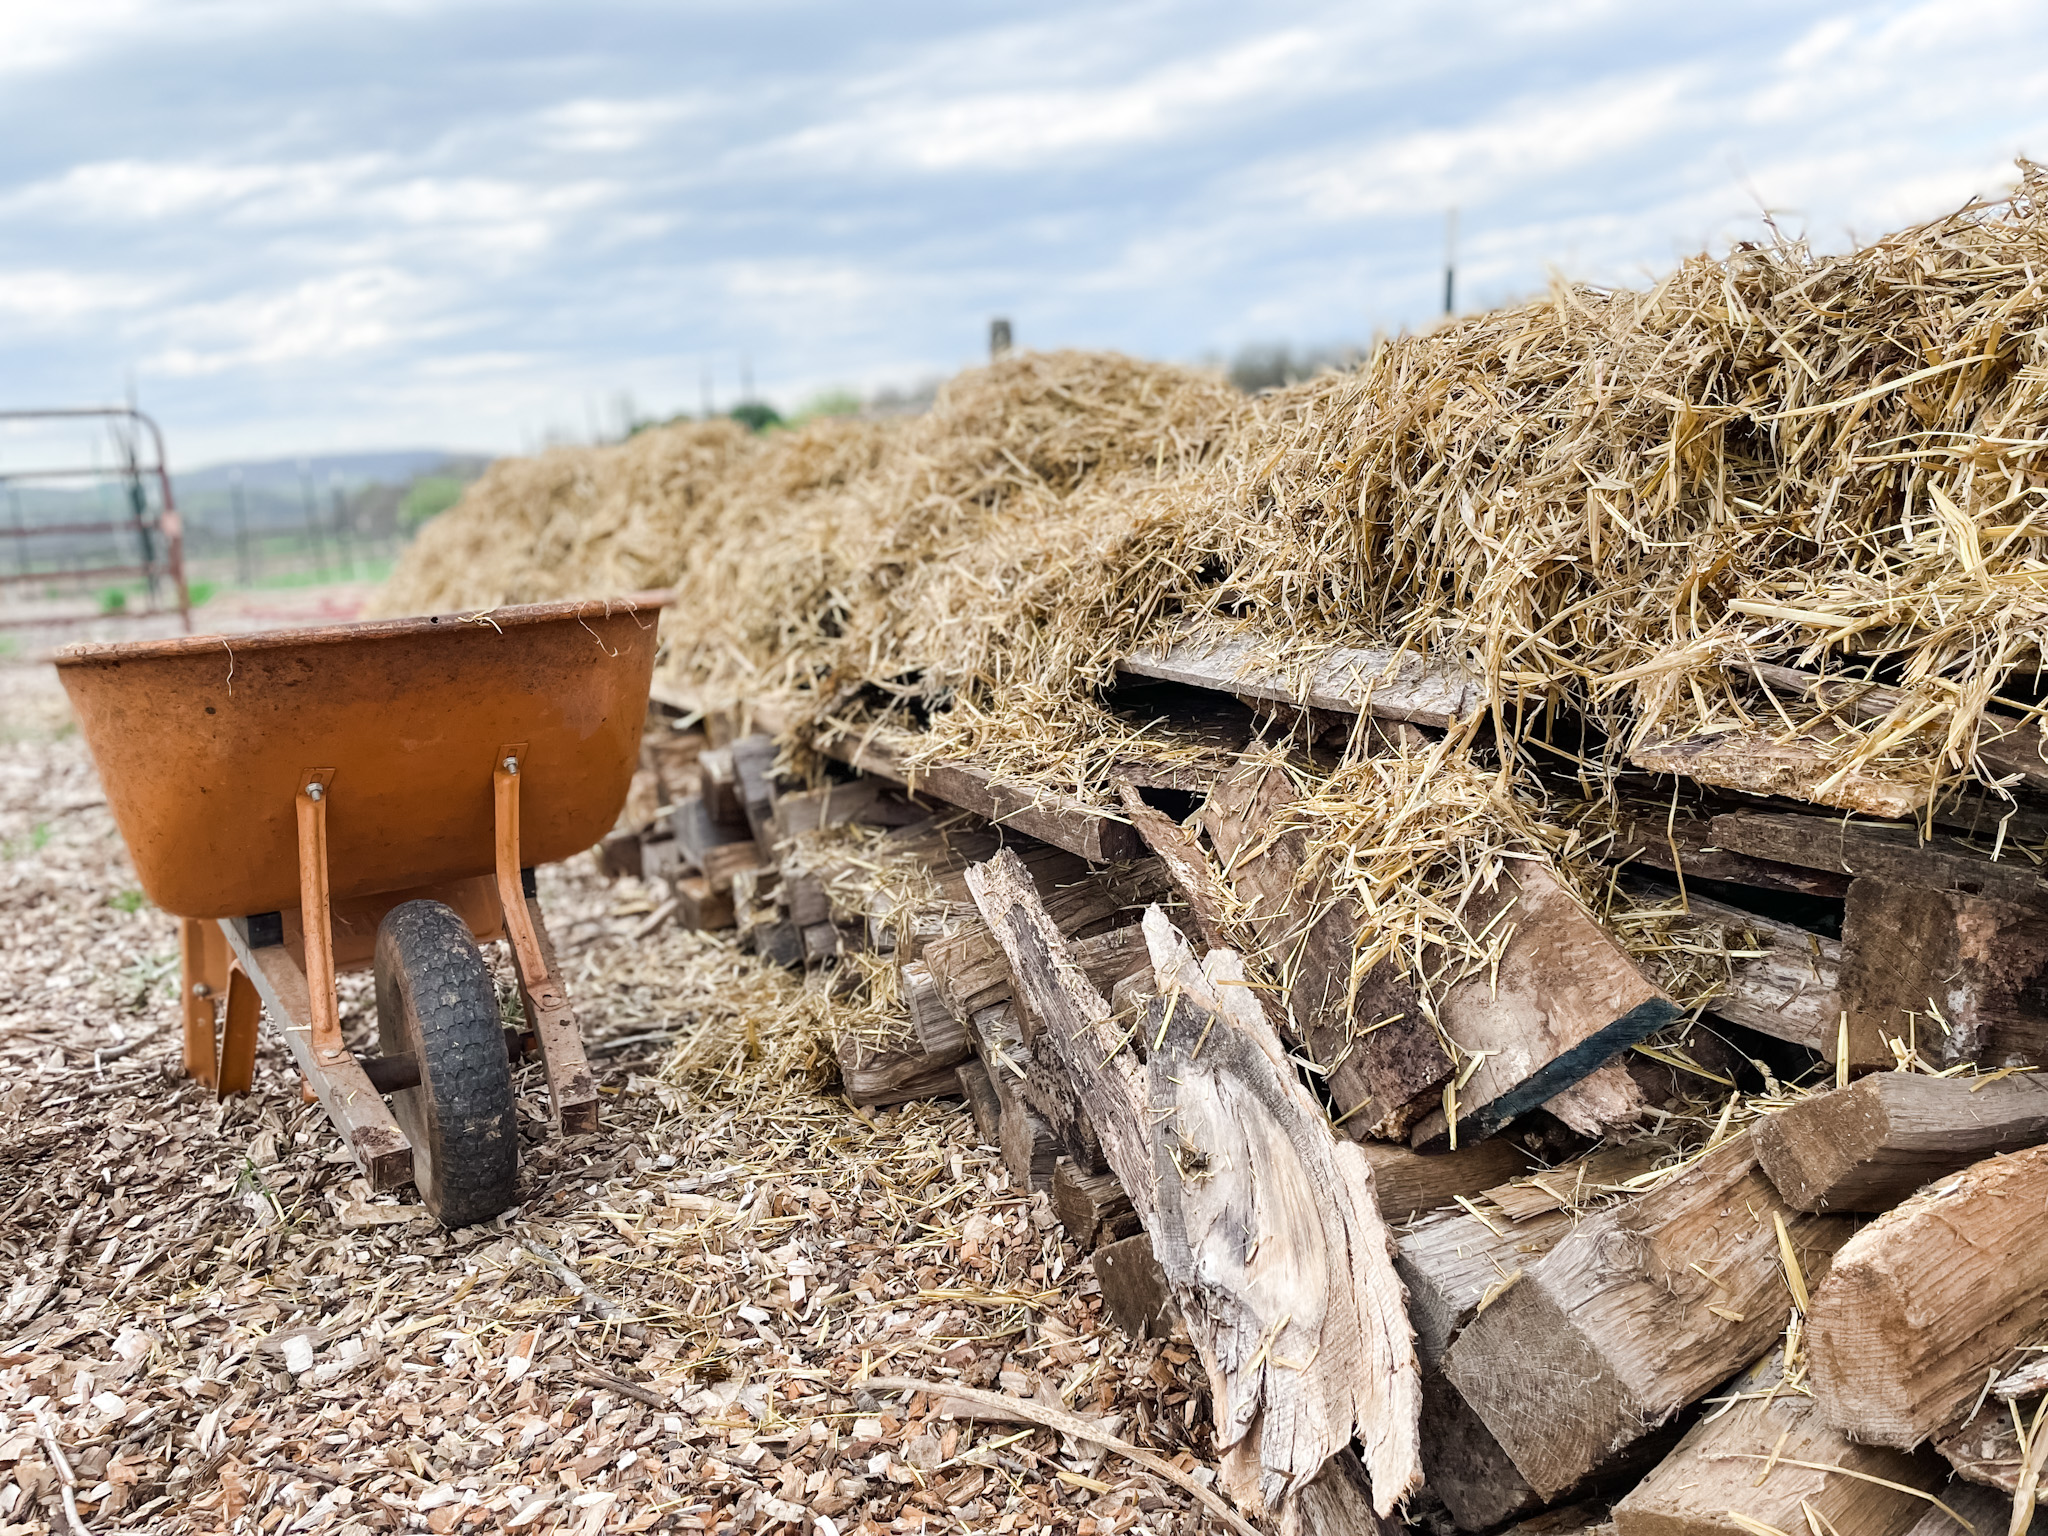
[383, 168, 2048, 810]
[377, 168, 2048, 1016]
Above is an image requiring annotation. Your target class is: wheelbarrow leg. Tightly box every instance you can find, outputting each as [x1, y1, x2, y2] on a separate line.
[177, 916, 228, 1087]
[216, 963, 261, 1098]
[293, 769, 346, 1069]
[494, 747, 599, 1134]
[201, 768, 417, 1192]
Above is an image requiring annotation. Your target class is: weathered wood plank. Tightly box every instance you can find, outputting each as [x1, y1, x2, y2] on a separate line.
[1094, 1233, 1179, 1340]
[1757, 1071, 2048, 1212]
[1114, 780, 1231, 947]
[1597, 808, 1852, 897]
[1810, 1142, 2048, 1448]
[1902, 1479, 2036, 1536]
[1833, 877, 2048, 1072]
[1409, 861, 1675, 1148]
[673, 875, 735, 931]
[1633, 729, 1930, 818]
[922, 873, 1162, 1030]
[955, 1058, 1001, 1144]
[1418, 1373, 1545, 1532]
[1359, 1139, 1534, 1224]
[1443, 1131, 1856, 1500]
[1396, 1206, 1575, 1370]
[810, 721, 1143, 863]
[901, 959, 968, 1058]
[1394, 1199, 1580, 1530]
[835, 1037, 969, 1109]
[1609, 1347, 1947, 1536]
[1710, 812, 2041, 900]
[1118, 624, 1484, 730]
[1629, 888, 1840, 1050]
[965, 849, 1421, 1518]
[1200, 762, 1454, 1140]
[1748, 661, 2048, 793]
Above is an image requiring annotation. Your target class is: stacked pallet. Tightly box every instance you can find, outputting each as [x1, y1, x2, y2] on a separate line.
[594, 635, 2048, 1536]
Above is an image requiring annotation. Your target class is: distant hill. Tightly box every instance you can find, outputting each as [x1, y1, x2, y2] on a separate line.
[174, 449, 484, 497]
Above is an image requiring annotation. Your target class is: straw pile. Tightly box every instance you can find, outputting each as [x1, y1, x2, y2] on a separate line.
[377, 164, 2048, 1025]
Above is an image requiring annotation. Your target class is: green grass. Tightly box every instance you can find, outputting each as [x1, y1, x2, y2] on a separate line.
[2, 823, 50, 859]
[109, 888, 149, 913]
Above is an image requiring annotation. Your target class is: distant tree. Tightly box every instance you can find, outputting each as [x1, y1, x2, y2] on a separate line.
[1228, 342, 1368, 395]
[791, 389, 862, 424]
[400, 474, 467, 529]
[729, 402, 783, 433]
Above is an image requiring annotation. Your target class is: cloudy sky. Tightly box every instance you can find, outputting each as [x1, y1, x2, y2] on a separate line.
[4, 0, 2048, 465]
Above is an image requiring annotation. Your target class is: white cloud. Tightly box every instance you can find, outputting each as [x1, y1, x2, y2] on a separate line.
[0, 0, 149, 76]
[0, 267, 168, 324]
[535, 97, 709, 154]
[143, 267, 431, 376]
[762, 27, 1330, 174]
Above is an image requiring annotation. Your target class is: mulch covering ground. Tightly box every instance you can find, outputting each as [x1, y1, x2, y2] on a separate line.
[0, 670, 1218, 1536]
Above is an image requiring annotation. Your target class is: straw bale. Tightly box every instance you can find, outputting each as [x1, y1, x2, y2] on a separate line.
[378, 164, 2048, 1068]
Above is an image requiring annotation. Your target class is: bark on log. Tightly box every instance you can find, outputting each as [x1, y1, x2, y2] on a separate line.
[1757, 1071, 2048, 1212]
[965, 848, 1422, 1518]
[1443, 1131, 1856, 1500]
[1810, 1142, 2048, 1448]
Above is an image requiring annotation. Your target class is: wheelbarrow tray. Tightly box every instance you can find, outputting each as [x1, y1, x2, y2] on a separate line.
[52, 592, 671, 1214]
[54, 593, 668, 921]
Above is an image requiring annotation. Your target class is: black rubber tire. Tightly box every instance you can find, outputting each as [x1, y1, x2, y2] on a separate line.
[374, 900, 518, 1229]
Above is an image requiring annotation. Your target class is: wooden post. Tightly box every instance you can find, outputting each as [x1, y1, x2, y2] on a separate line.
[965, 849, 1422, 1519]
[1443, 1132, 1855, 1500]
[1810, 1143, 2048, 1448]
[1610, 1348, 1948, 1536]
[1756, 1071, 2048, 1211]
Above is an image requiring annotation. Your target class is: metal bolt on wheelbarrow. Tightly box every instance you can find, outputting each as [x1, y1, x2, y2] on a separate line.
[53, 592, 672, 1227]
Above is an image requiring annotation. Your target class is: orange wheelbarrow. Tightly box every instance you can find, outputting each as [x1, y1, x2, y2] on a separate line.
[54, 592, 671, 1227]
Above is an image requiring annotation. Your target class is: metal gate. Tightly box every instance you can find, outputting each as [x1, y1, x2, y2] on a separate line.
[0, 407, 189, 633]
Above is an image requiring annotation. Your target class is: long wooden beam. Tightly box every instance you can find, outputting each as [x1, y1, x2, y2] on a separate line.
[1118, 624, 1485, 730]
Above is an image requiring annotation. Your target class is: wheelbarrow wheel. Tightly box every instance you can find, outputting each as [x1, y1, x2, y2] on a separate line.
[374, 900, 518, 1228]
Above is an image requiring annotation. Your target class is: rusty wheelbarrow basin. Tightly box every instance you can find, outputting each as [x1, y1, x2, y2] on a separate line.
[56, 592, 668, 921]
[54, 591, 673, 1226]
